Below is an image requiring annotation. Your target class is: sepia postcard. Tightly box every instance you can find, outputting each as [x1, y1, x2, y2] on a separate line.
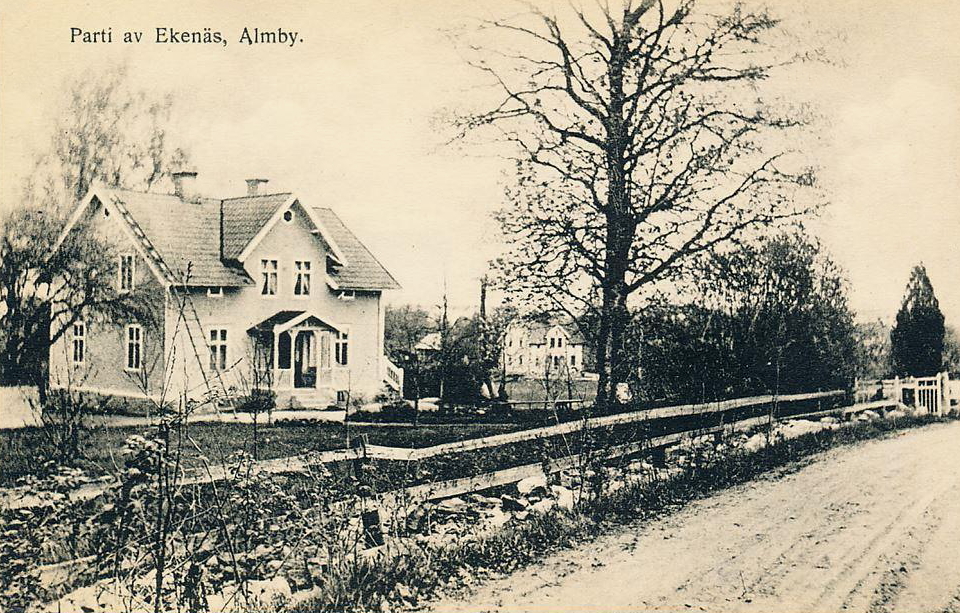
[0, 1, 958, 612]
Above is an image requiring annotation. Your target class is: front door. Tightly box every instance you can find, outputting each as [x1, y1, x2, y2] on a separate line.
[293, 330, 316, 388]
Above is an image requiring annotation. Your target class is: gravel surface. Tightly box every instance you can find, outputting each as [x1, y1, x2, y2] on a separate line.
[429, 420, 960, 613]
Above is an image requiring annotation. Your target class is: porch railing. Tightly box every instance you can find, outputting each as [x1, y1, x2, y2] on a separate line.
[383, 356, 404, 392]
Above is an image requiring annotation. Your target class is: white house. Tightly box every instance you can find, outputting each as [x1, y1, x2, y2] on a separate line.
[48, 173, 403, 408]
[503, 319, 586, 378]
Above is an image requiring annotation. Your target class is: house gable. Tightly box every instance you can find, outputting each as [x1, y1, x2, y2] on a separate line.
[58, 189, 173, 289]
[233, 195, 348, 266]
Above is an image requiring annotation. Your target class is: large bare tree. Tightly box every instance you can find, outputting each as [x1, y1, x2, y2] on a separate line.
[456, 0, 819, 405]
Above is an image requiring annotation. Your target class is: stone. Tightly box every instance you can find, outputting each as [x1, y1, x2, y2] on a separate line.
[248, 576, 292, 604]
[501, 494, 528, 512]
[551, 485, 576, 511]
[435, 497, 470, 515]
[516, 473, 548, 496]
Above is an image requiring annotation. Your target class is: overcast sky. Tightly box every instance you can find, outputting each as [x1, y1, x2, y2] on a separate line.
[1, 0, 958, 323]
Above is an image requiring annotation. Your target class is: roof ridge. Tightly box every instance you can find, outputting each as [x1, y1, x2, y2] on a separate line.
[221, 192, 294, 202]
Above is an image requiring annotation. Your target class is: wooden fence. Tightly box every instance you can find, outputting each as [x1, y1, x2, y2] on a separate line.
[1, 390, 848, 511]
[24, 392, 901, 596]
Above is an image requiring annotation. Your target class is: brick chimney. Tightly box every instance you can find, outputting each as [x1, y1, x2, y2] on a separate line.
[245, 178, 269, 196]
[172, 171, 199, 200]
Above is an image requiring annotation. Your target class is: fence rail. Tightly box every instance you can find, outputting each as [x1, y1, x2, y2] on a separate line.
[26, 396, 901, 595]
[0, 389, 846, 511]
[365, 390, 845, 462]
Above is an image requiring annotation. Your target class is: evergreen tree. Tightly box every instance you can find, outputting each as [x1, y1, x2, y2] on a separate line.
[891, 265, 945, 376]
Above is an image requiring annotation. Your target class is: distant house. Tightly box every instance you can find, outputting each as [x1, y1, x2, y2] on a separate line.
[414, 331, 441, 356]
[503, 319, 587, 378]
[48, 173, 402, 408]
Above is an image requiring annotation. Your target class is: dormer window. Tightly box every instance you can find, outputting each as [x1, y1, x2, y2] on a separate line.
[338, 290, 356, 301]
[119, 254, 135, 292]
[207, 286, 223, 297]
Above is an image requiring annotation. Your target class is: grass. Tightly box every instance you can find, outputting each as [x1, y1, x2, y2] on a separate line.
[0, 421, 522, 486]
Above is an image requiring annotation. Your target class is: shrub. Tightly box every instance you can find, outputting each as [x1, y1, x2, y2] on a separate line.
[236, 389, 276, 414]
[29, 389, 109, 465]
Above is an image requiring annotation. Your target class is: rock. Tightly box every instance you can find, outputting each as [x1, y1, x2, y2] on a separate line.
[862, 410, 880, 420]
[887, 409, 907, 419]
[516, 473, 548, 496]
[483, 507, 510, 530]
[205, 554, 221, 569]
[396, 583, 413, 602]
[501, 494, 528, 512]
[266, 559, 283, 573]
[248, 576, 292, 604]
[435, 497, 470, 516]
[551, 485, 575, 511]
[530, 499, 556, 514]
[820, 416, 839, 424]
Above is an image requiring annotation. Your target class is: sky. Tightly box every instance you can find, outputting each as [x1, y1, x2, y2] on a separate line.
[1, 0, 958, 324]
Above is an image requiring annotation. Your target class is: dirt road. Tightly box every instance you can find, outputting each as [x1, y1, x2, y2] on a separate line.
[429, 421, 960, 613]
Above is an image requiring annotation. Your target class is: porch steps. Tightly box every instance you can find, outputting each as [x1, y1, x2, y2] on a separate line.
[284, 392, 336, 410]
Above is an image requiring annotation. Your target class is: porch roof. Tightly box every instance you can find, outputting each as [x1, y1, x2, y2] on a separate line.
[248, 310, 341, 336]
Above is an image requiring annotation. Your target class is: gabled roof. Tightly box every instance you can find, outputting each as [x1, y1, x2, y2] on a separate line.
[248, 310, 341, 335]
[519, 320, 587, 346]
[58, 184, 400, 291]
[221, 193, 293, 260]
[99, 187, 253, 287]
[313, 208, 401, 291]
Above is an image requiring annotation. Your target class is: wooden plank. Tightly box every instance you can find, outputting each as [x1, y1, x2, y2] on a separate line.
[368, 390, 844, 462]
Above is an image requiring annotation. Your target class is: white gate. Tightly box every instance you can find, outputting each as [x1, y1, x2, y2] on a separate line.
[881, 373, 951, 415]
[915, 376, 941, 414]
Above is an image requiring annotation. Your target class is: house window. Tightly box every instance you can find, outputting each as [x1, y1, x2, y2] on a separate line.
[570, 355, 576, 366]
[550, 338, 555, 348]
[260, 259, 278, 295]
[72, 322, 85, 365]
[283, 210, 293, 223]
[335, 330, 349, 366]
[294, 260, 311, 296]
[207, 286, 223, 297]
[119, 254, 135, 292]
[558, 337, 563, 348]
[553, 355, 561, 367]
[209, 328, 228, 371]
[519, 355, 523, 366]
[338, 290, 356, 301]
[125, 324, 142, 371]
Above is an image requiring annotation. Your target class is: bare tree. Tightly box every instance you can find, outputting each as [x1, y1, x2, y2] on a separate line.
[455, 0, 819, 405]
[0, 63, 189, 389]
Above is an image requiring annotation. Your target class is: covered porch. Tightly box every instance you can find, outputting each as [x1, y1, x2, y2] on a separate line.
[248, 311, 350, 404]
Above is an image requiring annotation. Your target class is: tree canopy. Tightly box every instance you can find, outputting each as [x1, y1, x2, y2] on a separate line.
[628, 232, 857, 402]
[0, 64, 189, 388]
[891, 264, 945, 377]
[458, 0, 819, 404]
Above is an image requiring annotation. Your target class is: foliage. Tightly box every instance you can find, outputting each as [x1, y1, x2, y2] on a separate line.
[30, 389, 111, 465]
[236, 389, 277, 415]
[627, 232, 858, 402]
[0, 63, 188, 388]
[891, 264, 945, 377]
[457, 0, 819, 405]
